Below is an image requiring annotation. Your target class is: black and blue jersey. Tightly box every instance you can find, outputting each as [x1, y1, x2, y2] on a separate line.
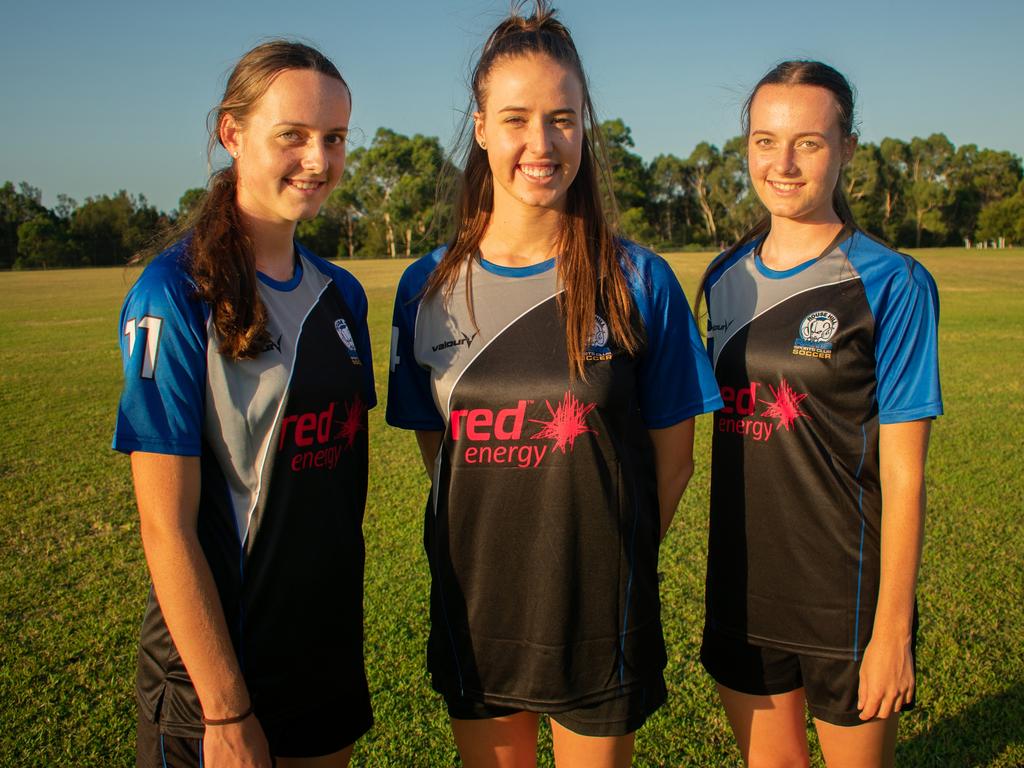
[114, 240, 374, 740]
[387, 241, 722, 710]
[704, 229, 943, 659]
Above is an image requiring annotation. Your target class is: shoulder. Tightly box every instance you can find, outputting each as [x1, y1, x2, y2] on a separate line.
[125, 240, 201, 314]
[298, 242, 368, 311]
[845, 231, 938, 302]
[706, 239, 758, 293]
[617, 239, 677, 294]
[397, 245, 447, 301]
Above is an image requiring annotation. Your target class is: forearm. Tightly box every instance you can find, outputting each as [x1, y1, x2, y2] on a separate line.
[649, 419, 696, 540]
[415, 430, 444, 477]
[132, 452, 249, 720]
[871, 496, 924, 641]
[871, 421, 930, 642]
[141, 523, 250, 717]
[656, 457, 694, 540]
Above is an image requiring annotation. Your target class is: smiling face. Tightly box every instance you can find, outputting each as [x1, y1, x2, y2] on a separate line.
[220, 68, 351, 228]
[474, 53, 584, 215]
[747, 83, 856, 225]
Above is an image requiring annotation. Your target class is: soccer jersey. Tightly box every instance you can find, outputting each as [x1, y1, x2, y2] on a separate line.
[387, 242, 722, 709]
[704, 229, 942, 659]
[114, 240, 375, 737]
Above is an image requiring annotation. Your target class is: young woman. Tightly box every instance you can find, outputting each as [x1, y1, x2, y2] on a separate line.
[386, 4, 721, 767]
[114, 41, 374, 768]
[697, 61, 943, 767]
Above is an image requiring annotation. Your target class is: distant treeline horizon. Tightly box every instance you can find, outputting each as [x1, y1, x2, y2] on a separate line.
[3, 120, 1023, 270]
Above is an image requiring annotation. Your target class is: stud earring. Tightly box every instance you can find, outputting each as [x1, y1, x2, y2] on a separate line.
[232, 151, 239, 158]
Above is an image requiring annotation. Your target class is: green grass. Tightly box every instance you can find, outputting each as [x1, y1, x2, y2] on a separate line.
[0, 249, 1022, 766]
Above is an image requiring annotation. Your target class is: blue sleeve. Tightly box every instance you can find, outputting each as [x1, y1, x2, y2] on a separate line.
[113, 251, 208, 455]
[386, 256, 445, 430]
[323, 262, 376, 410]
[629, 245, 724, 428]
[871, 259, 943, 423]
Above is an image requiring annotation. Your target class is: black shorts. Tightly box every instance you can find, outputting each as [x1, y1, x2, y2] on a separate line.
[700, 624, 916, 727]
[444, 677, 667, 738]
[136, 703, 372, 767]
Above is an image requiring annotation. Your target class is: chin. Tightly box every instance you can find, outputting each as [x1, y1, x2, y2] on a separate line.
[516, 188, 568, 210]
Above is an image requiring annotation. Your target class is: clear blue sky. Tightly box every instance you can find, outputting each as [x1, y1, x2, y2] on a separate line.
[3, 0, 1022, 213]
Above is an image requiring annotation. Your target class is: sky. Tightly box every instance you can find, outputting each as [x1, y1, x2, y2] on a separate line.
[2, 0, 1022, 213]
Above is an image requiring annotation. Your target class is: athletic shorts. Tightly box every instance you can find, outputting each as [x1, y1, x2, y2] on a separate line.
[136, 702, 372, 767]
[700, 624, 916, 727]
[444, 676, 667, 738]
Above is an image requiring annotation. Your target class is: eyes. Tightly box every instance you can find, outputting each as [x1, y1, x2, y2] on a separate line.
[277, 129, 348, 147]
[752, 137, 823, 151]
[501, 115, 576, 128]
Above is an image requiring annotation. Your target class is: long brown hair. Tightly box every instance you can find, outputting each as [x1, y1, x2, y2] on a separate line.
[694, 60, 858, 324]
[140, 40, 349, 359]
[427, 1, 637, 379]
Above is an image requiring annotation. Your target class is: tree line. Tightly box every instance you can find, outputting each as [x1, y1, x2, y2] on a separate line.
[4, 121, 1023, 269]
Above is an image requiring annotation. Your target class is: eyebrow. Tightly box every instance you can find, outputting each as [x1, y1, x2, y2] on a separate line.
[751, 129, 828, 139]
[497, 106, 578, 115]
[272, 122, 349, 132]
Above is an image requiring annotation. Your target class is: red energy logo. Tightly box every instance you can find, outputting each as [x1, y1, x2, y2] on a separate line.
[278, 396, 365, 471]
[717, 379, 809, 442]
[450, 392, 598, 469]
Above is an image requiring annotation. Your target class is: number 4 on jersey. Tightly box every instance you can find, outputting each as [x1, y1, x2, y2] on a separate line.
[124, 315, 164, 379]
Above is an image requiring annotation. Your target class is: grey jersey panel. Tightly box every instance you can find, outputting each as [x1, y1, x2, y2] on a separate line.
[708, 244, 860, 369]
[414, 260, 561, 421]
[203, 253, 331, 544]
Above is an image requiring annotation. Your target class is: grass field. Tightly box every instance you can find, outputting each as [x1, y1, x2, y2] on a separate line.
[1, 249, 1022, 766]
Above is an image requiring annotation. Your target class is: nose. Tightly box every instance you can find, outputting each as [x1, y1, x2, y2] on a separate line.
[526, 119, 553, 155]
[774, 144, 797, 176]
[302, 139, 327, 174]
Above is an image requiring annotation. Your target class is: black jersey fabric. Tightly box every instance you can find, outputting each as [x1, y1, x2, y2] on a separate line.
[704, 230, 942, 660]
[114, 242, 374, 743]
[388, 242, 722, 709]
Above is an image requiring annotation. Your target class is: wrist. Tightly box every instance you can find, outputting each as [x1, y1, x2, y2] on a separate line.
[202, 704, 253, 726]
[868, 628, 912, 647]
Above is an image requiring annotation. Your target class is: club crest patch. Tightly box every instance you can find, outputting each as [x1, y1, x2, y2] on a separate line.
[335, 318, 362, 365]
[586, 314, 612, 361]
[792, 310, 838, 359]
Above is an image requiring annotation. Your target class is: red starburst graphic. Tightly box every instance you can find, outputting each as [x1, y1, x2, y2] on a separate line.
[334, 393, 367, 449]
[529, 391, 598, 453]
[759, 379, 810, 431]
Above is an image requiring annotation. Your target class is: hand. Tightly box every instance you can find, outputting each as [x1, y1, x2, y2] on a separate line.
[857, 634, 915, 721]
[202, 713, 273, 767]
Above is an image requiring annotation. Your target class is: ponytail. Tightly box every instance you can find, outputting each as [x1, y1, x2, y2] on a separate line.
[188, 168, 270, 358]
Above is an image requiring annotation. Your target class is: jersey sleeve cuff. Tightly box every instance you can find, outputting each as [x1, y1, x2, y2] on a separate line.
[385, 414, 446, 431]
[642, 394, 724, 429]
[111, 436, 202, 456]
[878, 403, 943, 424]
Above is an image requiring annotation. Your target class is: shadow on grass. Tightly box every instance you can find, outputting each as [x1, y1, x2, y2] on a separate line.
[897, 681, 1023, 767]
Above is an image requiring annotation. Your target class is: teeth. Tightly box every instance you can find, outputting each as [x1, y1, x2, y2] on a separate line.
[770, 182, 802, 191]
[520, 165, 556, 178]
[290, 181, 321, 190]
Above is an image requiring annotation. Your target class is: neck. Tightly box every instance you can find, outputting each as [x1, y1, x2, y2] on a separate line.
[240, 210, 298, 281]
[478, 200, 563, 267]
[761, 215, 846, 271]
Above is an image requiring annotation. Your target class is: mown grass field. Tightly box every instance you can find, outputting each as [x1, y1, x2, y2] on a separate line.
[1, 249, 1021, 766]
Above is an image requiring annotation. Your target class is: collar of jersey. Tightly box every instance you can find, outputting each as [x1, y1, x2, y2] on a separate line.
[478, 255, 556, 277]
[258, 255, 304, 291]
[752, 227, 853, 280]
